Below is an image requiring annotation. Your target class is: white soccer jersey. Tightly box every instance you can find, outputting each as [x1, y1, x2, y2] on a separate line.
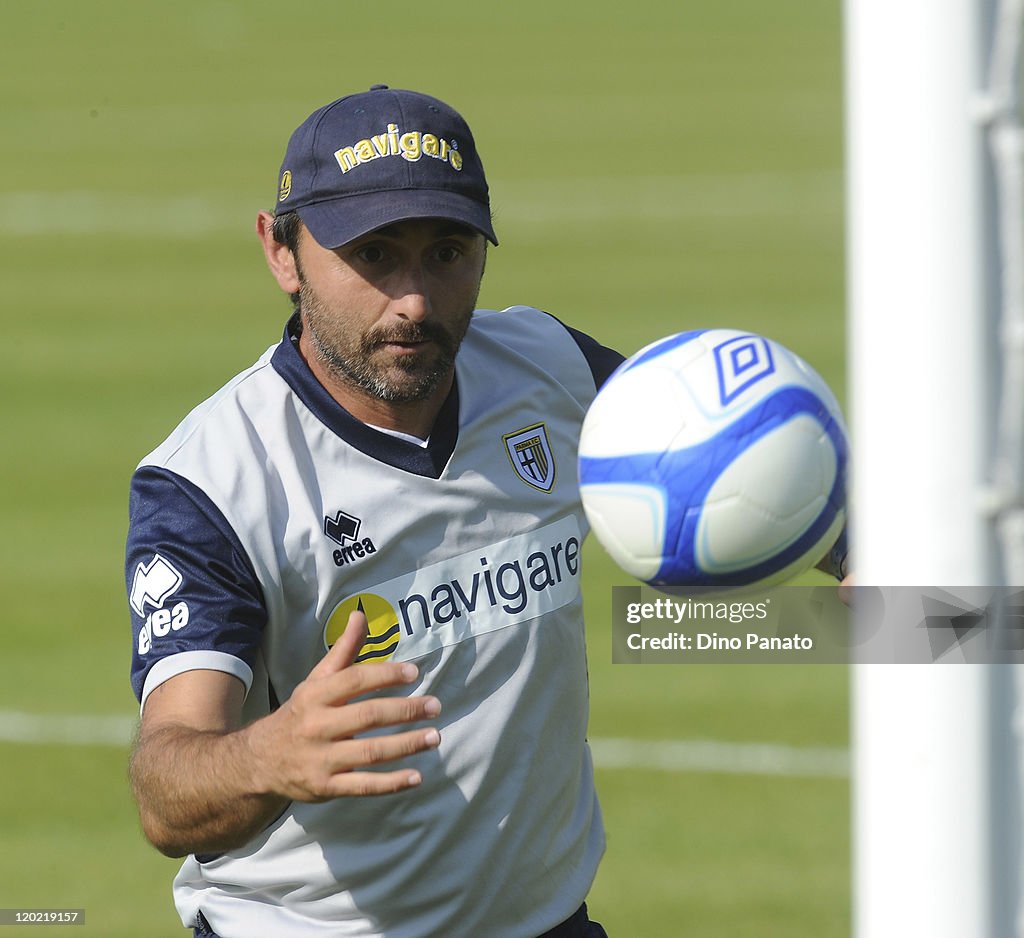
[125, 306, 623, 938]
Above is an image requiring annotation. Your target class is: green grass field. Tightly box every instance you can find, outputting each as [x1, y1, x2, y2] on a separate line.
[1, 1, 847, 934]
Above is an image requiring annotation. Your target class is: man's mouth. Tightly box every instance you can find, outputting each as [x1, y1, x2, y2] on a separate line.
[373, 329, 447, 354]
[380, 339, 430, 353]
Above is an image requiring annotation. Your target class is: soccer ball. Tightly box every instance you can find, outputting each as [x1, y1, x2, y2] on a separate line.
[577, 329, 847, 590]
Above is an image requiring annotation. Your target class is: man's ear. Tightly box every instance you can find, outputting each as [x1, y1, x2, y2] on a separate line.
[256, 210, 301, 295]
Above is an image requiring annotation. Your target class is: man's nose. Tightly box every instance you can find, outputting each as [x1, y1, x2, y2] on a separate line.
[390, 266, 431, 321]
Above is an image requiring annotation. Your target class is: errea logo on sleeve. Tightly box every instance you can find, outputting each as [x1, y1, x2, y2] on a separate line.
[130, 554, 190, 655]
[130, 554, 183, 617]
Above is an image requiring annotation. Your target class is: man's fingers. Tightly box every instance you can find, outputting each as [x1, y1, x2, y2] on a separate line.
[289, 658, 439, 747]
[327, 769, 424, 797]
[309, 658, 421, 709]
[322, 693, 441, 741]
[316, 727, 443, 798]
[335, 608, 369, 669]
[308, 611, 421, 695]
[336, 726, 441, 773]
[838, 574, 856, 608]
[276, 609, 442, 803]
[308, 609, 387, 680]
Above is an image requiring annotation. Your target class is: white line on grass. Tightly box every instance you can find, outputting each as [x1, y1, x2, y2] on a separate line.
[0, 711, 849, 778]
[0, 171, 841, 238]
[589, 737, 849, 779]
[0, 710, 137, 747]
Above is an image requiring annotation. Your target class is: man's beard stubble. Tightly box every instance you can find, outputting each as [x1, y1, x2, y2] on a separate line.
[298, 278, 473, 405]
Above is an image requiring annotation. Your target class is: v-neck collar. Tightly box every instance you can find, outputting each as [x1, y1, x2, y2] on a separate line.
[270, 315, 459, 479]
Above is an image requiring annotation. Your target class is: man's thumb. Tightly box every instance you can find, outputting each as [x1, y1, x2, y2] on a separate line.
[308, 609, 368, 679]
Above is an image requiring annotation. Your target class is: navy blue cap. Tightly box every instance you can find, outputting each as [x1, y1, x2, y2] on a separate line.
[274, 85, 497, 248]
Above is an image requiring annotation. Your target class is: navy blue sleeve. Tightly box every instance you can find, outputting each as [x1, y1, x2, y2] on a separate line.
[539, 312, 626, 390]
[125, 466, 267, 704]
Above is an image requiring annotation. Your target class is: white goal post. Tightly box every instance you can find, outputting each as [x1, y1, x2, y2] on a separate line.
[845, 0, 1023, 935]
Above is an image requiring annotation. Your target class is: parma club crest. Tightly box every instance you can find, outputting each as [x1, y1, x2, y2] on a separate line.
[503, 423, 556, 492]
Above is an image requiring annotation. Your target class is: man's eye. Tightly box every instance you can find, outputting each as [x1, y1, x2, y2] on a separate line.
[356, 245, 387, 264]
[436, 244, 462, 263]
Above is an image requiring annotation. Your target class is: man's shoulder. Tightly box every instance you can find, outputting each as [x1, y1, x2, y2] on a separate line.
[466, 306, 624, 390]
[468, 303, 554, 329]
[138, 341, 283, 472]
[466, 305, 582, 357]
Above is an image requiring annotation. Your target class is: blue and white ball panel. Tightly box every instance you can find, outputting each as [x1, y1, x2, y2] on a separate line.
[580, 390, 846, 586]
[577, 329, 847, 588]
[695, 412, 840, 573]
[614, 329, 708, 375]
[579, 333, 710, 458]
[577, 482, 667, 582]
[579, 329, 844, 462]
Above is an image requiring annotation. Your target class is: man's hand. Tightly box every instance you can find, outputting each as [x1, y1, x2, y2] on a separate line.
[130, 610, 441, 856]
[815, 527, 849, 582]
[249, 610, 442, 800]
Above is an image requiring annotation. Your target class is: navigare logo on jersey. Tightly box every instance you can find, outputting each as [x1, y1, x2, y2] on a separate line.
[325, 594, 402, 663]
[503, 423, 556, 493]
[322, 515, 583, 662]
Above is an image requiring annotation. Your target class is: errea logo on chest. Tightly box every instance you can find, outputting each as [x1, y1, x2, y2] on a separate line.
[324, 509, 377, 568]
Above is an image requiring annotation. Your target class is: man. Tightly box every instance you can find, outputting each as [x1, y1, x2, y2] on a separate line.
[126, 85, 620, 937]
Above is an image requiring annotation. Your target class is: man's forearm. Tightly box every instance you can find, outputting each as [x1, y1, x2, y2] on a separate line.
[129, 721, 287, 858]
[129, 623, 441, 860]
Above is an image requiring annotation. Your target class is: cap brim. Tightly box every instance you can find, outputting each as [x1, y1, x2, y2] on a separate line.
[292, 189, 498, 249]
